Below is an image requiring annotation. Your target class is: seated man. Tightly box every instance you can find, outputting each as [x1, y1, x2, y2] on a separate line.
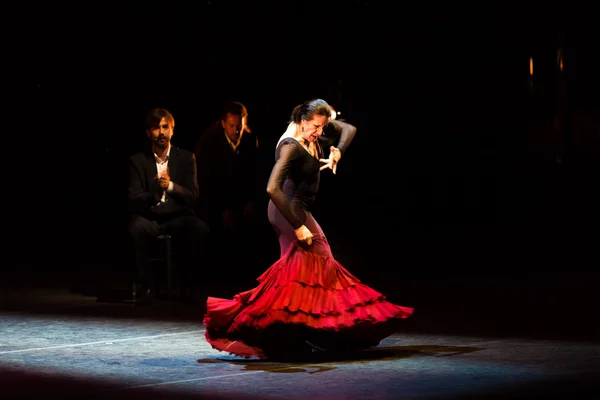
[194, 101, 264, 280]
[194, 101, 261, 233]
[128, 108, 209, 305]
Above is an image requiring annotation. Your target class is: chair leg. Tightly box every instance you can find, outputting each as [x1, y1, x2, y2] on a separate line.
[164, 236, 173, 301]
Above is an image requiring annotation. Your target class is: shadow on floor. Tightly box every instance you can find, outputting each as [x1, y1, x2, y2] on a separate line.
[197, 344, 485, 370]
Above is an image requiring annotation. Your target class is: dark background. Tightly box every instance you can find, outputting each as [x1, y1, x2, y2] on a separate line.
[12, 1, 600, 330]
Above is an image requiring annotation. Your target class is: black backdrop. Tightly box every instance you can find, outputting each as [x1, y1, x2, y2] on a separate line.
[16, 2, 600, 289]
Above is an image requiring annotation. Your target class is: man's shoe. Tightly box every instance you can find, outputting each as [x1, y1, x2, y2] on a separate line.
[133, 284, 155, 306]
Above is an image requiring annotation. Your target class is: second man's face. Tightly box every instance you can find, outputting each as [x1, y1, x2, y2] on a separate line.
[221, 113, 246, 143]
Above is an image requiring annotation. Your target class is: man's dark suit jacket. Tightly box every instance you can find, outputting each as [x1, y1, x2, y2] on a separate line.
[194, 123, 260, 222]
[128, 145, 199, 220]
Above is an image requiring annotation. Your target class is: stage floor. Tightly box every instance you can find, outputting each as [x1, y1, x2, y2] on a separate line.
[1, 275, 598, 400]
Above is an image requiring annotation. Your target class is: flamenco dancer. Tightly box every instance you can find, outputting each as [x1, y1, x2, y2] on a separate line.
[203, 98, 414, 359]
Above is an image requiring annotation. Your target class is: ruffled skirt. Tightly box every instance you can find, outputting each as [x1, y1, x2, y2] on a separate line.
[203, 237, 414, 359]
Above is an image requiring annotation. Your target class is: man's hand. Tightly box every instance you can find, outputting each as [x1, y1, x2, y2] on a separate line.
[243, 200, 256, 223]
[223, 208, 238, 231]
[157, 169, 170, 189]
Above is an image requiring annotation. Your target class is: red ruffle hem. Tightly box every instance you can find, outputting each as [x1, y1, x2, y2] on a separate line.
[203, 240, 414, 359]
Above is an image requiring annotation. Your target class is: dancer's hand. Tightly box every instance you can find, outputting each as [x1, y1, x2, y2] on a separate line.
[294, 225, 313, 246]
[319, 146, 341, 174]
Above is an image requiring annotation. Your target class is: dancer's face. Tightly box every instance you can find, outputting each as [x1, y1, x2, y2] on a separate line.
[300, 114, 328, 143]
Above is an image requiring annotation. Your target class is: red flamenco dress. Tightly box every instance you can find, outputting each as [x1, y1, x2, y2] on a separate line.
[203, 138, 414, 359]
[203, 236, 414, 360]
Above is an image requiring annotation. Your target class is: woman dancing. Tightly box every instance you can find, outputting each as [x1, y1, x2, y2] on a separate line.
[203, 98, 414, 359]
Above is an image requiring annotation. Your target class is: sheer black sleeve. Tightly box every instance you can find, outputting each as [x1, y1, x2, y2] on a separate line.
[324, 119, 357, 154]
[266, 141, 303, 229]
